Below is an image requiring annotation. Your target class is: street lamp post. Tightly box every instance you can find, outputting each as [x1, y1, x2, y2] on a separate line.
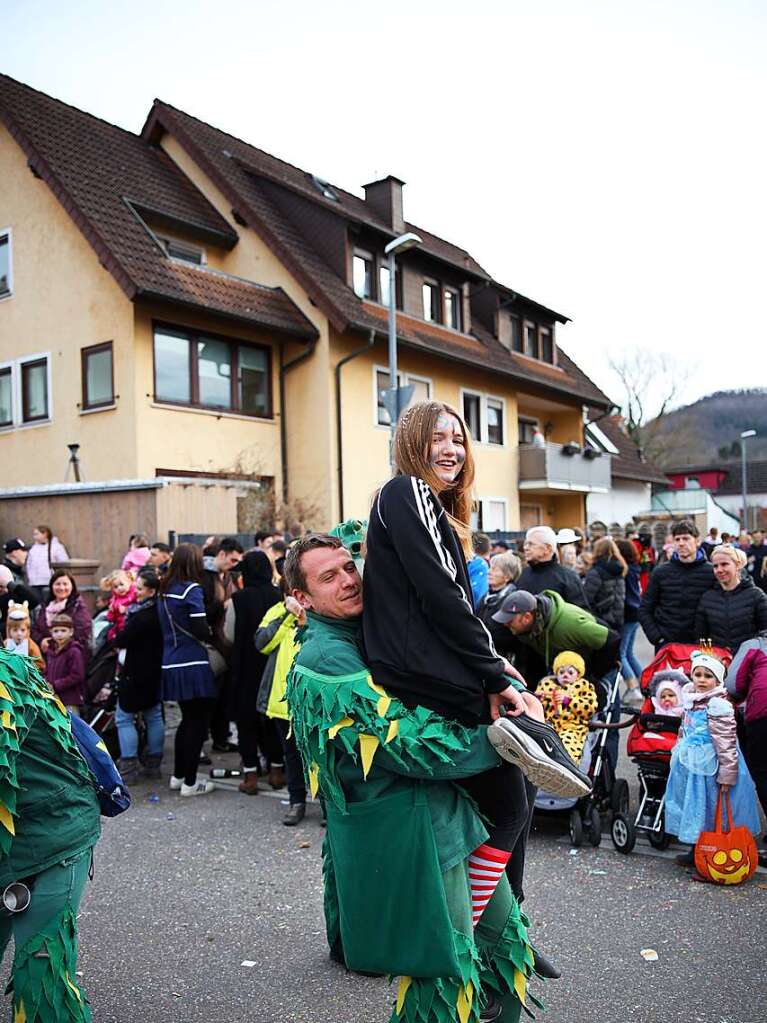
[383, 232, 422, 466]
[741, 429, 756, 531]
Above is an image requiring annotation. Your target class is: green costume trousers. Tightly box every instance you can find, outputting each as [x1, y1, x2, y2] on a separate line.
[390, 861, 533, 1023]
[0, 847, 93, 1022]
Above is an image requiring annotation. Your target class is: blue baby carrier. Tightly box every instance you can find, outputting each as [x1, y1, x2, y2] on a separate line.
[69, 712, 132, 817]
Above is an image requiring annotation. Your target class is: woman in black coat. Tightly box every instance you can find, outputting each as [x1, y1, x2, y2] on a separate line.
[694, 544, 767, 652]
[223, 551, 281, 795]
[112, 570, 165, 781]
[583, 537, 627, 631]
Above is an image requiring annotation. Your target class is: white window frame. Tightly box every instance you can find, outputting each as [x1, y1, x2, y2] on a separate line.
[443, 285, 462, 331]
[353, 249, 374, 300]
[460, 388, 506, 447]
[373, 365, 433, 428]
[157, 233, 207, 266]
[422, 278, 440, 323]
[0, 351, 53, 431]
[0, 227, 13, 301]
[479, 496, 508, 532]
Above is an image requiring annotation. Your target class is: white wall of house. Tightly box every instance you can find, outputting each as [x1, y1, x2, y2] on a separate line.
[713, 492, 767, 529]
[587, 479, 650, 527]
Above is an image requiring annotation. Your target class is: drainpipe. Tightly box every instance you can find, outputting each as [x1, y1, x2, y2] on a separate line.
[336, 329, 377, 520]
[279, 337, 318, 506]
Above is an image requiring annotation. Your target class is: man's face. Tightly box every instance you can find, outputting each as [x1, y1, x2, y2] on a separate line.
[6, 549, 27, 568]
[523, 538, 553, 565]
[216, 549, 243, 573]
[754, 531, 765, 546]
[505, 610, 535, 635]
[293, 546, 363, 619]
[673, 532, 698, 562]
[149, 547, 170, 567]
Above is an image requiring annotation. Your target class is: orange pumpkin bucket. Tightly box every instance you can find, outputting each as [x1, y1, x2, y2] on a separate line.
[694, 788, 758, 886]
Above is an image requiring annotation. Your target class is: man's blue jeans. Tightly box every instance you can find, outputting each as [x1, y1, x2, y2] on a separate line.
[115, 700, 164, 759]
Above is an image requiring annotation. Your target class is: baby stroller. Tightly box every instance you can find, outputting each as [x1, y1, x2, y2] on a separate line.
[611, 642, 732, 854]
[82, 641, 121, 760]
[535, 670, 633, 847]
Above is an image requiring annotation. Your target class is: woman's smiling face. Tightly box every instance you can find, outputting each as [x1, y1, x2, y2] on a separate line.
[429, 412, 465, 484]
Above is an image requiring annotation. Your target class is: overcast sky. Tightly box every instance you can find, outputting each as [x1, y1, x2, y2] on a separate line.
[5, 0, 766, 416]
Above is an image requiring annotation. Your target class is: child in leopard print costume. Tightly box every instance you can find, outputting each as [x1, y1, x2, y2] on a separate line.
[536, 651, 598, 762]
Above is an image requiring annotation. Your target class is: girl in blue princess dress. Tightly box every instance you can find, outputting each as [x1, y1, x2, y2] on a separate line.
[665, 648, 761, 869]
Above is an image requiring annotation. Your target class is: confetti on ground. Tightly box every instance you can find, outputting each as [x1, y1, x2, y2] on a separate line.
[640, 949, 659, 962]
[241, 961, 257, 968]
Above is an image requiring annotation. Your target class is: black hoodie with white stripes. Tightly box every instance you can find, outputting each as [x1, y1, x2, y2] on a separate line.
[362, 475, 509, 725]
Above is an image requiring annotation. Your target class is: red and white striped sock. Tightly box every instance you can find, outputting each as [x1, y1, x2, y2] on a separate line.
[468, 843, 511, 927]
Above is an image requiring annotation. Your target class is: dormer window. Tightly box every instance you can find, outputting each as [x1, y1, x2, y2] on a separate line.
[510, 315, 522, 353]
[444, 286, 461, 331]
[523, 322, 538, 358]
[159, 235, 206, 266]
[353, 250, 374, 299]
[540, 327, 553, 363]
[422, 280, 440, 323]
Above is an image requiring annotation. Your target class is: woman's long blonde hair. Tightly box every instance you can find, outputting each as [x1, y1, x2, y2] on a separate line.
[393, 400, 476, 554]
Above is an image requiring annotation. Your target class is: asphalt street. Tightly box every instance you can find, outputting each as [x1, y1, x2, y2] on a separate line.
[3, 632, 765, 1022]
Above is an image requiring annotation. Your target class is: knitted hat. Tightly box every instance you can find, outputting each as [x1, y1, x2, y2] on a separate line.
[648, 667, 688, 696]
[690, 649, 726, 685]
[552, 650, 585, 677]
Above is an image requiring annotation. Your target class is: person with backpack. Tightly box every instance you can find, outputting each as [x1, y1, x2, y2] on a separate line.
[583, 537, 627, 631]
[0, 646, 102, 1022]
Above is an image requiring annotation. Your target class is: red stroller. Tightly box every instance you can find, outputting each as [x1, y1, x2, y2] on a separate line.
[611, 643, 731, 854]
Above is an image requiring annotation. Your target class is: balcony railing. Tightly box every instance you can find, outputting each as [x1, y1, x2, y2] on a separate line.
[518, 442, 611, 493]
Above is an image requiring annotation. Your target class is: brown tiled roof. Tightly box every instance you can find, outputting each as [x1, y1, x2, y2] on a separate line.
[356, 305, 612, 408]
[143, 101, 490, 280]
[589, 414, 669, 484]
[0, 74, 317, 339]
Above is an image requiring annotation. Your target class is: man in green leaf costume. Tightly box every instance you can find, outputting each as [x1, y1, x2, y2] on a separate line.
[285, 534, 540, 1023]
[0, 648, 101, 1022]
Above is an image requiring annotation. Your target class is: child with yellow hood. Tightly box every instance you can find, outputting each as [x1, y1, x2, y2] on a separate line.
[536, 651, 598, 762]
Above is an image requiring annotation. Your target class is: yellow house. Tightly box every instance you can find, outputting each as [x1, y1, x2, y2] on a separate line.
[0, 74, 615, 568]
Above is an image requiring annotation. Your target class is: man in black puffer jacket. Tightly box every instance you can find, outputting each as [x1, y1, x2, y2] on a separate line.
[517, 526, 589, 610]
[639, 520, 715, 650]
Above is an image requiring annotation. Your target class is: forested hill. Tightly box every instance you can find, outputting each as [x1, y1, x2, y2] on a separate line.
[646, 389, 767, 468]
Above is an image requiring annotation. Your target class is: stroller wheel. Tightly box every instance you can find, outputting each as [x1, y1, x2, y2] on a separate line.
[588, 806, 602, 847]
[611, 812, 636, 854]
[568, 809, 584, 847]
[648, 828, 671, 850]
[610, 779, 630, 815]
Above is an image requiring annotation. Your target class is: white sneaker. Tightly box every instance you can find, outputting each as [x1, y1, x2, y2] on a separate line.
[180, 779, 215, 797]
[169, 775, 184, 790]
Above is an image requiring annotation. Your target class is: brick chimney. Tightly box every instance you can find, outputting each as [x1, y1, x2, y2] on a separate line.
[363, 176, 405, 234]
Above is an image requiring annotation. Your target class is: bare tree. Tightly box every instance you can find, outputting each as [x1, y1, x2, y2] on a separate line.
[608, 352, 692, 463]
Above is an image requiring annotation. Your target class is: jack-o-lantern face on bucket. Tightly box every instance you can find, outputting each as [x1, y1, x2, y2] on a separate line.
[705, 847, 751, 885]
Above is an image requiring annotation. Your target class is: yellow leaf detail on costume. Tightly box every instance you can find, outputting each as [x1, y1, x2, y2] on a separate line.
[367, 676, 388, 698]
[13, 998, 26, 1023]
[376, 695, 391, 718]
[514, 968, 527, 1006]
[456, 981, 473, 1023]
[0, 682, 11, 702]
[54, 697, 67, 714]
[1, 710, 16, 732]
[0, 803, 15, 836]
[286, 723, 292, 740]
[96, 741, 108, 753]
[358, 734, 379, 779]
[395, 976, 411, 1015]
[308, 762, 320, 799]
[64, 973, 83, 1003]
[328, 716, 354, 740]
[385, 719, 400, 745]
